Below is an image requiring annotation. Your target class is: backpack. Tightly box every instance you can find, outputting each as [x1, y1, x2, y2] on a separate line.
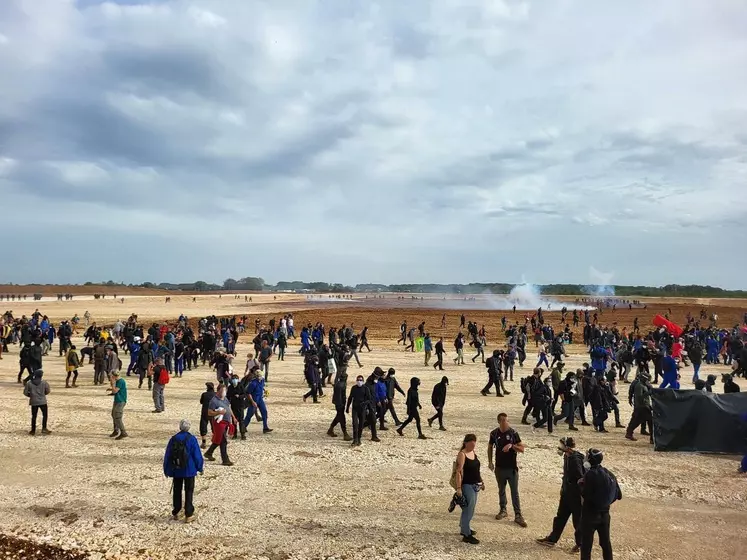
[597, 467, 622, 508]
[158, 367, 170, 385]
[169, 437, 188, 472]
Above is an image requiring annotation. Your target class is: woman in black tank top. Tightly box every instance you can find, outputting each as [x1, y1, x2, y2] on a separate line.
[455, 434, 484, 544]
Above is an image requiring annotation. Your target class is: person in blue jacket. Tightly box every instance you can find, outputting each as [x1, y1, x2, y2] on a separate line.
[127, 337, 141, 376]
[659, 351, 680, 389]
[375, 374, 388, 429]
[243, 368, 273, 434]
[163, 419, 204, 523]
[590, 345, 608, 378]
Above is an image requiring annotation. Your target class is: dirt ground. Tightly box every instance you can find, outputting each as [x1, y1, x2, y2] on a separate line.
[1, 295, 746, 560]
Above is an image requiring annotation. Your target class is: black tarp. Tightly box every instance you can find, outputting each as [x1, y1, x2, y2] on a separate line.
[651, 389, 747, 453]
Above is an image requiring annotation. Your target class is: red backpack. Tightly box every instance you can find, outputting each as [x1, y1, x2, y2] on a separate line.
[157, 366, 170, 385]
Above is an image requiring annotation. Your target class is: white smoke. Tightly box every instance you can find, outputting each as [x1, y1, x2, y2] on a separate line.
[583, 266, 616, 297]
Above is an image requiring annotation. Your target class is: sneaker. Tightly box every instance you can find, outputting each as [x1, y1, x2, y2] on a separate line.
[515, 516, 528, 528]
[185, 514, 196, 524]
[371, 437, 381, 443]
[327, 429, 338, 438]
[569, 426, 579, 431]
[109, 431, 119, 438]
[495, 510, 508, 520]
[625, 434, 637, 441]
[115, 433, 128, 440]
[221, 460, 234, 466]
[418, 434, 428, 440]
[204, 454, 215, 462]
[171, 514, 180, 521]
[462, 534, 480, 545]
[537, 537, 555, 547]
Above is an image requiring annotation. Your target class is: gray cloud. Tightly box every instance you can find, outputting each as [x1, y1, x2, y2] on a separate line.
[1, 0, 746, 288]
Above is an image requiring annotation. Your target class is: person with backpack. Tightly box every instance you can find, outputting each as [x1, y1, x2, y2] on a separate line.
[453, 434, 484, 544]
[427, 376, 449, 431]
[149, 357, 170, 413]
[578, 448, 622, 560]
[481, 350, 505, 397]
[537, 436, 585, 553]
[163, 419, 204, 523]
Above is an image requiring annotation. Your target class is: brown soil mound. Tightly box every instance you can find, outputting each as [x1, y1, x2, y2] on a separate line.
[0, 534, 88, 559]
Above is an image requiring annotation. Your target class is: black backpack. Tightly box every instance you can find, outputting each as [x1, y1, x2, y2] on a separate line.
[597, 467, 622, 508]
[170, 437, 188, 471]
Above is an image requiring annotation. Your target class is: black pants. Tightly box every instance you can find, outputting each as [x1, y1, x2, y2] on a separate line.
[434, 353, 444, 370]
[231, 404, 246, 435]
[31, 404, 48, 433]
[138, 367, 152, 389]
[399, 410, 422, 435]
[352, 406, 367, 442]
[172, 477, 195, 517]
[522, 403, 534, 423]
[548, 493, 582, 546]
[580, 511, 613, 560]
[66, 369, 78, 385]
[206, 433, 229, 463]
[533, 404, 553, 432]
[330, 406, 347, 432]
[481, 377, 503, 396]
[382, 400, 400, 425]
[18, 364, 33, 382]
[303, 383, 320, 402]
[359, 339, 371, 352]
[199, 417, 211, 439]
[428, 407, 444, 428]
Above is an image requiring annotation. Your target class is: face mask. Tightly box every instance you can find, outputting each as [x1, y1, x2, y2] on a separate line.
[583, 461, 591, 470]
[557, 448, 565, 457]
[356, 380, 364, 387]
[231, 379, 238, 386]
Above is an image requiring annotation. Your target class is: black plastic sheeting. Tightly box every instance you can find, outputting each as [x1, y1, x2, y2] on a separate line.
[651, 389, 747, 453]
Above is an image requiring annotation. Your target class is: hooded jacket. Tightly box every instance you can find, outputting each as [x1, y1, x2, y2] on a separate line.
[332, 375, 348, 409]
[24, 371, 50, 406]
[163, 431, 204, 479]
[431, 377, 448, 408]
[405, 377, 421, 413]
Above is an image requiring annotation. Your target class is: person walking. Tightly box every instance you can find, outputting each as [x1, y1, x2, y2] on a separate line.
[244, 368, 273, 434]
[433, 337, 446, 371]
[204, 384, 236, 466]
[163, 419, 204, 523]
[427, 376, 449, 431]
[327, 372, 352, 440]
[454, 434, 484, 544]
[423, 333, 432, 366]
[578, 449, 622, 560]
[537, 437, 585, 552]
[65, 345, 81, 388]
[396, 377, 427, 439]
[24, 369, 51, 436]
[109, 370, 128, 440]
[198, 382, 215, 448]
[488, 412, 527, 527]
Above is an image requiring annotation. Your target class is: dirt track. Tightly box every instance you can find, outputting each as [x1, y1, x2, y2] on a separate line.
[1, 296, 746, 560]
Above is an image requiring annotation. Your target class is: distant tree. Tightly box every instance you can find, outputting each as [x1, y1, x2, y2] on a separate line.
[223, 278, 240, 290]
[194, 281, 209, 291]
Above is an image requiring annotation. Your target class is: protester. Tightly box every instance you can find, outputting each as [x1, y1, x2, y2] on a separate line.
[579, 449, 622, 560]
[488, 412, 527, 527]
[23, 369, 51, 436]
[109, 370, 128, 440]
[163, 420, 204, 523]
[454, 434, 484, 544]
[204, 384, 235, 465]
[198, 382, 215, 448]
[396, 377, 427, 439]
[427, 376, 449, 431]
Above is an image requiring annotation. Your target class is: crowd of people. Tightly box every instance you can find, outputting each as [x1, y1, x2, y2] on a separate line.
[2, 301, 745, 555]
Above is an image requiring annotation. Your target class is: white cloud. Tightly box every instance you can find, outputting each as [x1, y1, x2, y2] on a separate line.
[0, 0, 746, 288]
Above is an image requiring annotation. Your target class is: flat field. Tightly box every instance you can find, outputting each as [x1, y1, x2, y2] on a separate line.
[0, 294, 745, 560]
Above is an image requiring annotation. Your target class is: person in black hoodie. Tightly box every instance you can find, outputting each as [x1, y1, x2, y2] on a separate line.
[532, 376, 554, 433]
[327, 372, 352, 441]
[481, 350, 504, 397]
[397, 377, 427, 439]
[537, 437, 585, 553]
[428, 376, 449, 431]
[383, 368, 405, 426]
[303, 355, 322, 403]
[198, 382, 215, 448]
[434, 337, 446, 371]
[346, 374, 377, 446]
[227, 374, 247, 440]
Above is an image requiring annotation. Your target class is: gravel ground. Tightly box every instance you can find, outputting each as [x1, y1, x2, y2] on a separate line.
[1, 301, 746, 559]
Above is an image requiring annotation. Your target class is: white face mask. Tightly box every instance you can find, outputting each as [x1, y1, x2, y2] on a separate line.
[356, 380, 364, 387]
[231, 379, 238, 386]
[583, 461, 592, 470]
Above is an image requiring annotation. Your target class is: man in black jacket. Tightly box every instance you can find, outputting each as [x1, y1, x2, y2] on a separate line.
[383, 368, 405, 426]
[433, 338, 445, 371]
[578, 449, 622, 560]
[327, 372, 352, 441]
[346, 374, 379, 446]
[227, 374, 247, 440]
[537, 437, 585, 552]
[481, 350, 504, 397]
[397, 377, 427, 439]
[427, 376, 449, 430]
[198, 382, 215, 448]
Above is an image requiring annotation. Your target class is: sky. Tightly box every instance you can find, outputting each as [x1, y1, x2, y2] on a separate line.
[1, 0, 746, 289]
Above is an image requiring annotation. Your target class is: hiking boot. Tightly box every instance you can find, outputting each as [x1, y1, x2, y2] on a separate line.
[625, 434, 637, 441]
[569, 426, 579, 431]
[221, 460, 234, 466]
[439, 426, 447, 431]
[327, 428, 338, 438]
[109, 431, 119, 438]
[396, 429, 404, 437]
[371, 437, 381, 443]
[418, 434, 428, 440]
[263, 428, 273, 434]
[115, 433, 128, 440]
[515, 516, 528, 528]
[204, 454, 215, 462]
[462, 534, 480, 545]
[343, 432, 353, 441]
[496, 509, 508, 520]
[536, 537, 555, 547]
[184, 514, 197, 524]
[41, 429, 52, 435]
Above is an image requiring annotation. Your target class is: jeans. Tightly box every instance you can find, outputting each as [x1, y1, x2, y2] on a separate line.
[460, 484, 480, 536]
[692, 362, 701, 382]
[536, 355, 549, 368]
[31, 404, 48, 433]
[175, 357, 184, 376]
[496, 468, 521, 516]
[152, 383, 165, 411]
[172, 477, 195, 517]
[244, 399, 269, 430]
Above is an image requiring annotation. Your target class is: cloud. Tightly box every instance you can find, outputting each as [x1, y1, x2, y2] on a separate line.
[1, 0, 746, 288]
